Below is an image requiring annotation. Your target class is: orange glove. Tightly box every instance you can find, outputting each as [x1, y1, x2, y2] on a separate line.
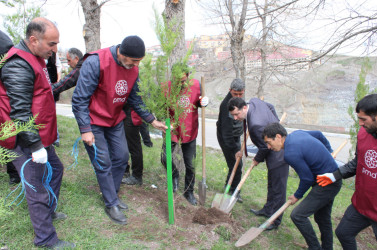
[317, 173, 335, 187]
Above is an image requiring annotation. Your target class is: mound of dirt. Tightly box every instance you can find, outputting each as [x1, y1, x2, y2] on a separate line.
[192, 207, 232, 225]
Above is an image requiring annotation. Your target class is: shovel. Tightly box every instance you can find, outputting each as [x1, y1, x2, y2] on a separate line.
[234, 139, 348, 247]
[212, 131, 249, 209]
[235, 200, 293, 247]
[219, 161, 257, 214]
[198, 76, 207, 205]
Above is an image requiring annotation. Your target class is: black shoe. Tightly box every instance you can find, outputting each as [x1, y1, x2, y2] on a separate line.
[122, 176, 142, 185]
[47, 239, 76, 249]
[250, 208, 269, 218]
[183, 192, 197, 206]
[144, 142, 153, 147]
[104, 206, 127, 225]
[265, 223, 279, 231]
[52, 212, 67, 221]
[9, 177, 21, 185]
[123, 171, 130, 179]
[173, 177, 179, 193]
[118, 199, 129, 211]
[236, 193, 243, 203]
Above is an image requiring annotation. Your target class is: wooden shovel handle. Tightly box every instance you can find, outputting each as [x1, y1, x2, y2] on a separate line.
[331, 139, 347, 158]
[264, 200, 292, 226]
[227, 131, 250, 186]
[201, 76, 206, 179]
[235, 162, 257, 192]
[280, 112, 287, 124]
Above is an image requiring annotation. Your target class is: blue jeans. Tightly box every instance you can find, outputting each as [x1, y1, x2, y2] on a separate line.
[336, 203, 377, 250]
[291, 180, 342, 250]
[84, 121, 128, 207]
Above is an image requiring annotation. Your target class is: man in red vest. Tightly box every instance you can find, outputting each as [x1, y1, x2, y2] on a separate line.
[72, 36, 167, 225]
[317, 94, 377, 249]
[0, 18, 75, 249]
[160, 63, 209, 205]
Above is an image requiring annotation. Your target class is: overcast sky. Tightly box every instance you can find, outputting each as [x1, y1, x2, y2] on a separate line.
[0, 0, 375, 56]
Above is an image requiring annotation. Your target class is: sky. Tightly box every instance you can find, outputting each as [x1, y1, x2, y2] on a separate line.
[0, 0, 223, 53]
[0, 0, 375, 56]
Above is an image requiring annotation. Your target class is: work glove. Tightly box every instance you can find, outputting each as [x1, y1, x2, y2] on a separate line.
[316, 173, 335, 187]
[32, 147, 48, 164]
[199, 96, 209, 107]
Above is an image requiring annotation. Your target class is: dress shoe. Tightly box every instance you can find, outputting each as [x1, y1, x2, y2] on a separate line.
[173, 177, 179, 193]
[236, 193, 243, 203]
[104, 206, 127, 225]
[183, 192, 197, 206]
[52, 212, 67, 221]
[47, 239, 76, 249]
[9, 177, 21, 185]
[123, 171, 130, 179]
[250, 208, 269, 218]
[265, 223, 279, 231]
[144, 142, 153, 147]
[118, 199, 129, 211]
[122, 176, 142, 185]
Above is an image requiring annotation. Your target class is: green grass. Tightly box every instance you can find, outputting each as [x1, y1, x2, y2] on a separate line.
[0, 116, 372, 249]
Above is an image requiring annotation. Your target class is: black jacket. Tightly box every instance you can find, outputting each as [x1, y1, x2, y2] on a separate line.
[0, 40, 43, 151]
[216, 92, 243, 151]
[51, 57, 84, 96]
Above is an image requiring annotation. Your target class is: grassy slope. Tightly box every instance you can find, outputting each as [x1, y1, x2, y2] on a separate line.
[0, 116, 371, 249]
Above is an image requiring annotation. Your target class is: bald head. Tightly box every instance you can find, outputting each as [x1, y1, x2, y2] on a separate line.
[25, 17, 59, 59]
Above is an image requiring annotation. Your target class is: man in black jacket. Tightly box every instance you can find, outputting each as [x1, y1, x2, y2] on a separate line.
[216, 78, 245, 202]
[0, 18, 74, 249]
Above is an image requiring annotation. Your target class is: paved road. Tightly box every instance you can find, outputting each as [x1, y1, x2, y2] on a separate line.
[56, 103, 352, 164]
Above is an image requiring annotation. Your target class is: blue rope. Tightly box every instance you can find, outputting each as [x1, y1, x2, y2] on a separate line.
[5, 158, 57, 210]
[69, 137, 103, 171]
[68, 137, 82, 169]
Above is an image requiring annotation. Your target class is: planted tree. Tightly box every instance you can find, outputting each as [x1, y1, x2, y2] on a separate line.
[347, 57, 376, 158]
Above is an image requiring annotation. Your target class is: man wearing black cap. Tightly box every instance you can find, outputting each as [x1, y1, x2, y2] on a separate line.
[72, 35, 167, 225]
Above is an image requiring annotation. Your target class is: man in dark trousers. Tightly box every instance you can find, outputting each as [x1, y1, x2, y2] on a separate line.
[317, 94, 377, 249]
[228, 97, 289, 230]
[160, 63, 209, 206]
[122, 102, 144, 185]
[0, 18, 74, 248]
[216, 78, 245, 202]
[263, 123, 342, 250]
[72, 35, 167, 225]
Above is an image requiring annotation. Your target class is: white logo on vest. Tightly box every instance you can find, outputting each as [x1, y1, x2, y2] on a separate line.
[43, 68, 52, 85]
[364, 150, 377, 169]
[115, 80, 128, 96]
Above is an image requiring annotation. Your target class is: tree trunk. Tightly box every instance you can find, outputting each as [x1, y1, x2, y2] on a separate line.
[79, 0, 101, 52]
[163, 0, 186, 66]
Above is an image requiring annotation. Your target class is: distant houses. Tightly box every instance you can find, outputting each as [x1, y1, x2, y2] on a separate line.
[146, 34, 318, 71]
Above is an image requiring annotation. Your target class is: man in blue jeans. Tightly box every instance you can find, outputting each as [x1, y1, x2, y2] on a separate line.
[263, 123, 342, 250]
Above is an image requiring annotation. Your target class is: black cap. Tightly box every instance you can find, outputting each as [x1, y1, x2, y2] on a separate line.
[0, 30, 13, 56]
[119, 35, 145, 58]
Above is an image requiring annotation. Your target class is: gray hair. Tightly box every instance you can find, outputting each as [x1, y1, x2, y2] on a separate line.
[230, 78, 245, 91]
[68, 47, 83, 60]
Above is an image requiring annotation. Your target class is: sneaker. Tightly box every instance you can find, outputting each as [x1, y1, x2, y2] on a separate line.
[122, 176, 142, 185]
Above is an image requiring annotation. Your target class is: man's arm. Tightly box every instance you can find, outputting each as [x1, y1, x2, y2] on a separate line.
[1, 58, 43, 151]
[127, 77, 155, 123]
[52, 58, 84, 95]
[306, 130, 333, 153]
[72, 55, 100, 133]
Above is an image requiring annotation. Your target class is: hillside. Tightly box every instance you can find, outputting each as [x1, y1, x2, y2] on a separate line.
[196, 56, 377, 133]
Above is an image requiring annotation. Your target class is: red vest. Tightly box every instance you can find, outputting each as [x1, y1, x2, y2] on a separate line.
[169, 79, 201, 143]
[130, 109, 142, 126]
[352, 127, 377, 221]
[88, 48, 138, 127]
[0, 47, 57, 149]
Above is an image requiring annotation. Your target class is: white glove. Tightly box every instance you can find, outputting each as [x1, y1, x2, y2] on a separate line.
[32, 147, 48, 164]
[200, 96, 209, 107]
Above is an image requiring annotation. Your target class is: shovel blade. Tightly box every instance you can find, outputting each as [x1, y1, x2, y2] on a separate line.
[218, 193, 233, 213]
[235, 227, 264, 247]
[211, 193, 223, 209]
[198, 181, 206, 205]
